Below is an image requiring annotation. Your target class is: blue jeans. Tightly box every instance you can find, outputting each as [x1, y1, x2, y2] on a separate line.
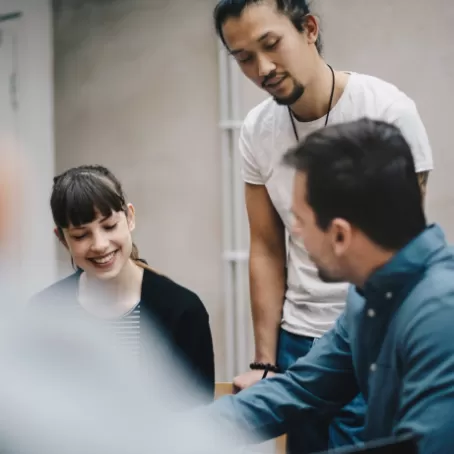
[277, 328, 365, 454]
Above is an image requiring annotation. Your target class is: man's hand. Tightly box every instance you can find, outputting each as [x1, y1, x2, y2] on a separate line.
[233, 369, 276, 393]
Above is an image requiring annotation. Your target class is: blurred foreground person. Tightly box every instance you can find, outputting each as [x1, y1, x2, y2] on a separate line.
[209, 119, 454, 454]
[0, 145, 252, 454]
[33, 164, 215, 400]
[0, 139, 25, 301]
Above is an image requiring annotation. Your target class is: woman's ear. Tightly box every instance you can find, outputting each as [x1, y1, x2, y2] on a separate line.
[54, 227, 69, 250]
[126, 203, 136, 232]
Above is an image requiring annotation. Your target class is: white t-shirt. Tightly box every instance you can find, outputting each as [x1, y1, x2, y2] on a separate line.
[240, 72, 434, 338]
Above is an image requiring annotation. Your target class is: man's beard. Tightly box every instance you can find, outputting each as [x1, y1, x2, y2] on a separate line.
[261, 72, 305, 106]
[273, 81, 305, 106]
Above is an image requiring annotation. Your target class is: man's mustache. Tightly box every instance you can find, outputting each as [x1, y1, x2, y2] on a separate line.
[261, 71, 288, 88]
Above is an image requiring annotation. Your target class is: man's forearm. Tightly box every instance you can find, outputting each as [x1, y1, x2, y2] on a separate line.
[249, 252, 286, 364]
[211, 314, 357, 442]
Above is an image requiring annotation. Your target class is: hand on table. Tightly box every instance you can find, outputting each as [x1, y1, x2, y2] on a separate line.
[233, 369, 276, 394]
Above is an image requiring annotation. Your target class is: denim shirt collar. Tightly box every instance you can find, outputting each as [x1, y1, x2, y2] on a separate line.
[358, 224, 446, 300]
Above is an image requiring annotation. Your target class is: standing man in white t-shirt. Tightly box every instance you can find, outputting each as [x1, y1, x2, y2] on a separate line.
[213, 0, 433, 453]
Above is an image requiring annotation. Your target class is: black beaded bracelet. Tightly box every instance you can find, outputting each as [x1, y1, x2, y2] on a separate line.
[249, 362, 280, 373]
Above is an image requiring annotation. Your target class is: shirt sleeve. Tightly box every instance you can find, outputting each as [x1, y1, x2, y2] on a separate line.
[239, 120, 266, 185]
[211, 313, 358, 440]
[395, 298, 454, 453]
[385, 99, 434, 173]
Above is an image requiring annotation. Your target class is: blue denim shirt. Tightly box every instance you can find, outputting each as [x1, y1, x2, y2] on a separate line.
[214, 224, 454, 453]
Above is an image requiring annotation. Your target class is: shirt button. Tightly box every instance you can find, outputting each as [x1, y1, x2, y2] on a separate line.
[367, 308, 376, 318]
[370, 363, 377, 372]
[385, 292, 393, 299]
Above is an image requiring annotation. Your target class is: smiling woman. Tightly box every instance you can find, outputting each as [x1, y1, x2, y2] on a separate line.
[31, 165, 215, 402]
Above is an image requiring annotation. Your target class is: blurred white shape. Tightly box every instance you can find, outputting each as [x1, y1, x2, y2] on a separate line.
[0, 273, 255, 454]
[0, 140, 257, 454]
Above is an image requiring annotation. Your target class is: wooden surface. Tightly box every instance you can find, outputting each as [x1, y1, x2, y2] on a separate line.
[214, 382, 235, 398]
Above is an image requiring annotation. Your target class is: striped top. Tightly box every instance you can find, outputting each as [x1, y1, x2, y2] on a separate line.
[107, 302, 141, 357]
[74, 301, 142, 358]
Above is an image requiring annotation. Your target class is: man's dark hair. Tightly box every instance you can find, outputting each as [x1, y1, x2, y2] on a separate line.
[213, 0, 323, 54]
[283, 118, 426, 250]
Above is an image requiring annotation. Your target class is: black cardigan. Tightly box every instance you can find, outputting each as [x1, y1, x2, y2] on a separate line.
[32, 267, 215, 400]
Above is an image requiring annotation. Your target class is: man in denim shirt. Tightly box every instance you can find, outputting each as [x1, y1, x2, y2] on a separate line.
[212, 118, 454, 453]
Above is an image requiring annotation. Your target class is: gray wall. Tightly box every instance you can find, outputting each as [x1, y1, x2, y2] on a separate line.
[53, 0, 225, 377]
[54, 0, 454, 380]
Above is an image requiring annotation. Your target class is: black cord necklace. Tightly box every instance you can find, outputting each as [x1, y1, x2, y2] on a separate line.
[288, 64, 336, 142]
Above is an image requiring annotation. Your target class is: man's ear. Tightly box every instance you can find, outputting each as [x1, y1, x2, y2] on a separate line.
[54, 227, 69, 250]
[331, 218, 352, 257]
[303, 14, 319, 46]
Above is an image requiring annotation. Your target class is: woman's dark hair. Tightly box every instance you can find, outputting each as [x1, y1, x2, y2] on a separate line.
[214, 0, 323, 54]
[51, 164, 140, 260]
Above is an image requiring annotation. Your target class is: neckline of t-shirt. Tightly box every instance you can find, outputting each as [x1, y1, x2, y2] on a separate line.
[291, 71, 357, 129]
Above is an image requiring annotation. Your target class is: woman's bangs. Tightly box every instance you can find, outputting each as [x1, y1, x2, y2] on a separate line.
[54, 175, 125, 228]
